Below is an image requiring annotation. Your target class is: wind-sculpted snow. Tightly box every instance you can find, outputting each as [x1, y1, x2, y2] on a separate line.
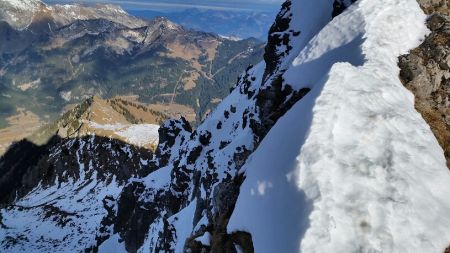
[230, 0, 450, 252]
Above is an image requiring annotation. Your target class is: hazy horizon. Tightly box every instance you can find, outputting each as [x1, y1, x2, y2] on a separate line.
[44, 0, 282, 12]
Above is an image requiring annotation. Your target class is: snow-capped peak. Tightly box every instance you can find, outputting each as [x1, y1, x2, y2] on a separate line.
[0, 0, 44, 10]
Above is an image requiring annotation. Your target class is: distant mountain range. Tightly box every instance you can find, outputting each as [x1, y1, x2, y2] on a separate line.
[129, 8, 278, 41]
[0, 0, 264, 150]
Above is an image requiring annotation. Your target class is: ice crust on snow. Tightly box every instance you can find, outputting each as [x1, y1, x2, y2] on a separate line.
[229, 0, 450, 252]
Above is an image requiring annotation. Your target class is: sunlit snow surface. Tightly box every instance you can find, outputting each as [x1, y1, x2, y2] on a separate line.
[88, 122, 160, 147]
[229, 0, 450, 252]
[0, 150, 124, 252]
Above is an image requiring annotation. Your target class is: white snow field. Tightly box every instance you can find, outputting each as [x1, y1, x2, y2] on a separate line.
[229, 0, 450, 253]
[0, 138, 125, 253]
[88, 121, 160, 147]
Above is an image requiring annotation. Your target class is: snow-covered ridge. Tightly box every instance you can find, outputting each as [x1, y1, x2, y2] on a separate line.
[0, 0, 147, 30]
[0, 0, 43, 10]
[230, 0, 450, 252]
[0, 132, 153, 252]
[0, 0, 46, 29]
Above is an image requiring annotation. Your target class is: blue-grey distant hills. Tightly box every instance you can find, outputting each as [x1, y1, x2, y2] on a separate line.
[129, 8, 278, 40]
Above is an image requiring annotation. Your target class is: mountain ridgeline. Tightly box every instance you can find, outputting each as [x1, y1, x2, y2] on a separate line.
[0, 0, 264, 127]
[129, 8, 277, 41]
[1, 0, 450, 253]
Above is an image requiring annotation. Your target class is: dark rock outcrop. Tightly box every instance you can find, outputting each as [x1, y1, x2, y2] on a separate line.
[332, 0, 358, 17]
[418, 0, 449, 14]
[263, 1, 294, 82]
[400, 1, 450, 250]
[0, 135, 152, 205]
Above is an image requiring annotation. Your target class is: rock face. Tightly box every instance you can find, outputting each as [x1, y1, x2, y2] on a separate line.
[399, 1, 450, 168]
[418, 0, 449, 14]
[0, 134, 153, 252]
[0, 135, 152, 205]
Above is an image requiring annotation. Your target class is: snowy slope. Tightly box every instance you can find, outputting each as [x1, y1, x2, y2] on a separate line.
[0, 0, 42, 11]
[0, 135, 152, 252]
[229, 0, 450, 252]
[0, 173, 122, 253]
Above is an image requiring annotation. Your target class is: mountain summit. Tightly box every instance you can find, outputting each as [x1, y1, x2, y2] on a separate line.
[0, 0, 449, 253]
[0, 0, 145, 30]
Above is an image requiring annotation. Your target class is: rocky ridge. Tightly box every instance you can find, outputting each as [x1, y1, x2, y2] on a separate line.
[28, 96, 163, 148]
[0, 96, 158, 251]
[399, 0, 450, 168]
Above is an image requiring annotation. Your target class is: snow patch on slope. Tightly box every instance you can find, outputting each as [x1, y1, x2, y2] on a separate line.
[229, 0, 450, 252]
[88, 121, 159, 147]
[0, 173, 123, 253]
[168, 199, 197, 253]
[116, 124, 160, 147]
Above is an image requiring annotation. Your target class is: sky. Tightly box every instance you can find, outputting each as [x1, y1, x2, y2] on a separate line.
[45, 0, 283, 12]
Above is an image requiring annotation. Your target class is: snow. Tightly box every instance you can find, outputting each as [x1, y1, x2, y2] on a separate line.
[195, 232, 211, 246]
[99, 234, 127, 253]
[264, 0, 336, 78]
[88, 121, 160, 147]
[0, 171, 124, 253]
[229, 0, 450, 253]
[220, 35, 242, 41]
[168, 199, 197, 253]
[143, 166, 172, 189]
[2, 0, 42, 11]
[0, 136, 129, 253]
[116, 124, 160, 147]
